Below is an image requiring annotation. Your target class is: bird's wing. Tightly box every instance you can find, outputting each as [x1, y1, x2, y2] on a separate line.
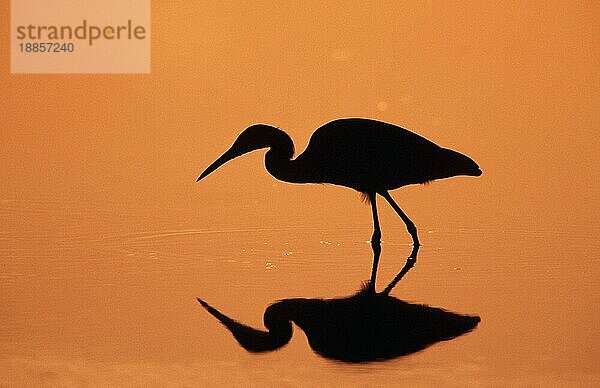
[295, 118, 444, 190]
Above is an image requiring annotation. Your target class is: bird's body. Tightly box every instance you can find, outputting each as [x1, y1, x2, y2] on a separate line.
[290, 118, 478, 192]
[198, 118, 481, 292]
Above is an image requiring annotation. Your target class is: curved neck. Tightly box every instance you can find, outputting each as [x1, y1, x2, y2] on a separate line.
[263, 129, 311, 184]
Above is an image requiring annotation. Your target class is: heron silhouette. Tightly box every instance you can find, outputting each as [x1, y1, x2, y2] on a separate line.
[197, 118, 481, 293]
[197, 284, 480, 362]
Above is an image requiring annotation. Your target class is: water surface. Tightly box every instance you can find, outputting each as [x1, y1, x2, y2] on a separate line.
[1, 199, 598, 386]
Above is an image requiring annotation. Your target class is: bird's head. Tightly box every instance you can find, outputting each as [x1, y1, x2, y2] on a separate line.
[197, 124, 278, 182]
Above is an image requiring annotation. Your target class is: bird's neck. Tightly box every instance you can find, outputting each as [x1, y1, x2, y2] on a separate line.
[263, 301, 295, 345]
[263, 129, 310, 184]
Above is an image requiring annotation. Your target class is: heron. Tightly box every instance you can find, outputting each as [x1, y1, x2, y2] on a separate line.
[197, 118, 481, 293]
[197, 285, 480, 361]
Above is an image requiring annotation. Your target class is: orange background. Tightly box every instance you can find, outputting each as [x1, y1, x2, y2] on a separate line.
[1, 1, 599, 386]
[2, 1, 597, 222]
[2, 1, 598, 225]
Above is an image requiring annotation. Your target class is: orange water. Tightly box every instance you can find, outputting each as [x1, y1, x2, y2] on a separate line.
[1, 2, 598, 386]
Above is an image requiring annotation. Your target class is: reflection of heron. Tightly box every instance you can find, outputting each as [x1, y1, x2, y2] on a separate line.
[197, 118, 481, 292]
[197, 285, 480, 362]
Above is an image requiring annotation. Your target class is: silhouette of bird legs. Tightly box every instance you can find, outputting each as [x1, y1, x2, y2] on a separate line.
[368, 191, 420, 294]
[368, 192, 382, 292]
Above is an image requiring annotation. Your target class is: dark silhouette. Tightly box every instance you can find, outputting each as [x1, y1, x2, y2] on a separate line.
[197, 118, 481, 291]
[197, 284, 480, 362]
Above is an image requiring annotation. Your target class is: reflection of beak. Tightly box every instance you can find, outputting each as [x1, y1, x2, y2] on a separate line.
[197, 147, 239, 182]
[196, 298, 289, 352]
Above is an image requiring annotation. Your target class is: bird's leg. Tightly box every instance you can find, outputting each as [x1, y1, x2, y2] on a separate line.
[380, 191, 419, 295]
[368, 192, 382, 293]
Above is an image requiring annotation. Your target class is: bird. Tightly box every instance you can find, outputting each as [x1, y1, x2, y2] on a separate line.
[197, 284, 480, 361]
[197, 118, 482, 293]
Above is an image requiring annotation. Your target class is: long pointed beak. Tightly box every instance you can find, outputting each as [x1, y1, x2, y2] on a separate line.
[197, 147, 239, 182]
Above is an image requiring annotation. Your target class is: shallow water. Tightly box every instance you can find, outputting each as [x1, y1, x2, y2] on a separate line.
[1, 199, 598, 386]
